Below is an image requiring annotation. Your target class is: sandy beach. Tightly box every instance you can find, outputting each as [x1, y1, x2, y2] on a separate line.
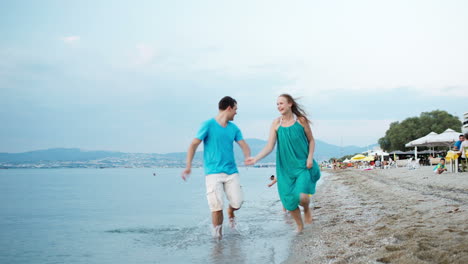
[285, 166, 468, 264]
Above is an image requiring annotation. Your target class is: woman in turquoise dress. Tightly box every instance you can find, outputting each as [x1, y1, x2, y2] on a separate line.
[246, 94, 321, 232]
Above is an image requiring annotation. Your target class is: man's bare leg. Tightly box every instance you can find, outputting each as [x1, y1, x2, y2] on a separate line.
[212, 210, 223, 238]
[300, 194, 312, 224]
[289, 207, 304, 233]
[227, 206, 239, 228]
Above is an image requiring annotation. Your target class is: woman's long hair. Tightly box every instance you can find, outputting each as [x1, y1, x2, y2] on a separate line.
[279, 94, 310, 124]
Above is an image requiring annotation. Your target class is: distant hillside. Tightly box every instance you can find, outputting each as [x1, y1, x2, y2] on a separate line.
[0, 139, 376, 164]
[237, 139, 376, 163]
[0, 148, 125, 163]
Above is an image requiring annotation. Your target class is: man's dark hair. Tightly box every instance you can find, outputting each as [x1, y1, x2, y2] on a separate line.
[218, 96, 237, 110]
[465, 133, 468, 138]
[460, 134, 465, 137]
[441, 158, 445, 161]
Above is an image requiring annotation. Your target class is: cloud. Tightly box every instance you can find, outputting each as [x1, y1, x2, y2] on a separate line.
[61, 36, 80, 44]
[131, 43, 157, 66]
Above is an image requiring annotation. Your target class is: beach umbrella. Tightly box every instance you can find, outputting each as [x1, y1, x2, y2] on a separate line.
[363, 156, 374, 161]
[405, 132, 439, 147]
[351, 154, 366, 161]
[426, 128, 461, 147]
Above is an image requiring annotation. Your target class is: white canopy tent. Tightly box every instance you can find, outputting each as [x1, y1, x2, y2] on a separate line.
[405, 132, 439, 159]
[405, 132, 439, 147]
[404, 129, 462, 159]
[426, 128, 460, 147]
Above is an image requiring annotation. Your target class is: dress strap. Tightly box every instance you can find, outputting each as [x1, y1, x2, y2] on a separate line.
[279, 114, 297, 126]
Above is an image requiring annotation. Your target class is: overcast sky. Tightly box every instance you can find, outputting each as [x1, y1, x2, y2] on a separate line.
[1, 0, 467, 153]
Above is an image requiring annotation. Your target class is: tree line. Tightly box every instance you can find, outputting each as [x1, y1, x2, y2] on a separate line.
[328, 110, 461, 162]
[378, 110, 461, 152]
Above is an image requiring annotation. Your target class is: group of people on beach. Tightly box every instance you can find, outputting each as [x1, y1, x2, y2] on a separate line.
[181, 94, 321, 238]
[435, 133, 468, 174]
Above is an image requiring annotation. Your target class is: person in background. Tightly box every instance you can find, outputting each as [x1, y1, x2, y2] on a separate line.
[453, 134, 465, 151]
[457, 133, 468, 172]
[268, 175, 277, 187]
[454, 134, 465, 172]
[433, 158, 447, 174]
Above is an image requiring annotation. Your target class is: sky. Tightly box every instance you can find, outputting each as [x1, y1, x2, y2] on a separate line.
[1, 0, 467, 154]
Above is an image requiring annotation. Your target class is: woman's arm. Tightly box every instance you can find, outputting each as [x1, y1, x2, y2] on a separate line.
[298, 117, 315, 169]
[245, 118, 279, 165]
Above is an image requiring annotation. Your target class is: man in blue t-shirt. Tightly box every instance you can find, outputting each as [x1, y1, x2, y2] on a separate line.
[181, 96, 251, 239]
[454, 134, 464, 151]
[454, 134, 465, 172]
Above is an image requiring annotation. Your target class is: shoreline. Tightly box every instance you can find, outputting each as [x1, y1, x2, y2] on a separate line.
[285, 167, 468, 263]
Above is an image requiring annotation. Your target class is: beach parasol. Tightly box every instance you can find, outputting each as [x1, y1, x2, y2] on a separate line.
[405, 132, 439, 147]
[426, 128, 461, 147]
[351, 154, 366, 161]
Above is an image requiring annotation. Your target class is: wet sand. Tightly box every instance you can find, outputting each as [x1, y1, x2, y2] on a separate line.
[285, 167, 468, 264]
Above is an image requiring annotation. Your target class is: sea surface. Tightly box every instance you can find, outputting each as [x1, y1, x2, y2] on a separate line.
[0, 167, 324, 264]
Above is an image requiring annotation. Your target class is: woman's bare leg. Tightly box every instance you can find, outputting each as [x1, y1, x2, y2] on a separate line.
[289, 208, 304, 233]
[300, 194, 312, 224]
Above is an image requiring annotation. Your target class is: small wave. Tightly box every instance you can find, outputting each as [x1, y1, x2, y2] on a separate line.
[106, 227, 182, 234]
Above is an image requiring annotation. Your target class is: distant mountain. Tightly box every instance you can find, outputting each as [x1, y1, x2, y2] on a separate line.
[237, 139, 377, 163]
[0, 148, 125, 163]
[0, 139, 376, 164]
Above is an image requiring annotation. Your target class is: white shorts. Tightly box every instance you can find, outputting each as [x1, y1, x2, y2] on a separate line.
[205, 173, 243, 212]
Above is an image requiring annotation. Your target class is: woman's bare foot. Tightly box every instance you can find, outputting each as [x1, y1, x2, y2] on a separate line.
[296, 222, 304, 233]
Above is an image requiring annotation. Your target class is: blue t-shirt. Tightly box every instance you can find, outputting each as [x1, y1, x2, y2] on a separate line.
[196, 118, 244, 175]
[454, 140, 462, 149]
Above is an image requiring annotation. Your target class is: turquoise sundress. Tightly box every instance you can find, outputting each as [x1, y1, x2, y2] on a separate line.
[276, 121, 321, 211]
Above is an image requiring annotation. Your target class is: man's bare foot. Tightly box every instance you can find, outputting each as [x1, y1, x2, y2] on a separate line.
[229, 217, 237, 229]
[303, 207, 312, 224]
[212, 225, 222, 239]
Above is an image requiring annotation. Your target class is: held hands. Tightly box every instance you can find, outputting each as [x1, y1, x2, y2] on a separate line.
[181, 168, 191, 181]
[245, 157, 257, 166]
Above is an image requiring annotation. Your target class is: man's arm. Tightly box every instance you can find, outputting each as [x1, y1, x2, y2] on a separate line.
[181, 138, 202, 181]
[237, 139, 251, 162]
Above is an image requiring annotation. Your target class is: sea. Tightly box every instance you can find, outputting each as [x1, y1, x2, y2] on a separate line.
[0, 167, 325, 264]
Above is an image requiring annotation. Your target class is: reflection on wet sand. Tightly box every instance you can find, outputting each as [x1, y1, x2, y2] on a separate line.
[210, 233, 245, 264]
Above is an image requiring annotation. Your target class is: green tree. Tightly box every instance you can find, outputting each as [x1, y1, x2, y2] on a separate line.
[378, 110, 462, 151]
